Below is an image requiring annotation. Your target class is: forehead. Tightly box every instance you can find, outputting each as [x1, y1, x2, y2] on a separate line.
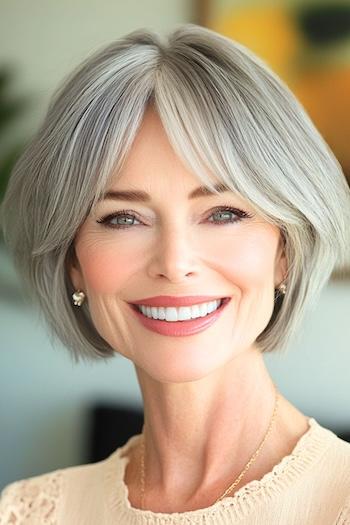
[117, 107, 190, 181]
[104, 105, 221, 194]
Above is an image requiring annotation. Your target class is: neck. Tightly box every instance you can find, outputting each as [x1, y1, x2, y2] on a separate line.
[134, 347, 280, 505]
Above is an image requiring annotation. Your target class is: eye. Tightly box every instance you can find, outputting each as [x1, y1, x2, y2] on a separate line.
[207, 205, 253, 225]
[96, 205, 253, 230]
[96, 210, 142, 229]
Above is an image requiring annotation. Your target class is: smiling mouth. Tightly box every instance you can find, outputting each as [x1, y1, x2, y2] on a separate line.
[130, 297, 230, 322]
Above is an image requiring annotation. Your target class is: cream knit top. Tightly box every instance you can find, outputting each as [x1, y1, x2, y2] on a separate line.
[1, 417, 350, 524]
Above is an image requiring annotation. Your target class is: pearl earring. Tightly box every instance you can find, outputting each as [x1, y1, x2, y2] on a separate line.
[72, 290, 86, 306]
[278, 283, 287, 295]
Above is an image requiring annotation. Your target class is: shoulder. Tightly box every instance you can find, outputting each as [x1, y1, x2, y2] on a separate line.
[330, 431, 350, 455]
[312, 419, 350, 468]
[0, 457, 108, 524]
[317, 430, 350, 523]
[317, 428, 350, 492]
[334, 439, 350, 523]
[335, 492, 350, 524]
[326, 432, 350, 471]
[0, 468, 64, 524]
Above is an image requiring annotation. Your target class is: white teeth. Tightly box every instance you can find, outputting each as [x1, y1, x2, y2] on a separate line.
[138, 299, 222, 321]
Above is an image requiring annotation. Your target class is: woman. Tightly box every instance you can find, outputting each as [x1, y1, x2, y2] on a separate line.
[0, 23, 349, 524]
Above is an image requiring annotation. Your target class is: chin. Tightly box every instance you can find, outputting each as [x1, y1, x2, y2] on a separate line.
[137, 349, 231, 384]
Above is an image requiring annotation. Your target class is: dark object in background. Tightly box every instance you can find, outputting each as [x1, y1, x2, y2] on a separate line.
[297, 4, 350, 44]
[338, 430, 350, 444]
[317, 425, 350, 443]
[86, 402, 144, 463]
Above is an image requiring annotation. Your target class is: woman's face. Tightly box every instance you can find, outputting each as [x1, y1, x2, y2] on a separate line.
[69, 106, 287, 382]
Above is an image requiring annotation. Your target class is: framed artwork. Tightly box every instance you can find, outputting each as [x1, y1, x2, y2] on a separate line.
[194, 0, 350, 279]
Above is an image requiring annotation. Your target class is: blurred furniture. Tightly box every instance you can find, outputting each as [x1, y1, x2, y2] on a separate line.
[86, 402, 143, 463]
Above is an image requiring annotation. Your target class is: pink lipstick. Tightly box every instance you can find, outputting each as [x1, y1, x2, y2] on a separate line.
[128, 297, 230, 337]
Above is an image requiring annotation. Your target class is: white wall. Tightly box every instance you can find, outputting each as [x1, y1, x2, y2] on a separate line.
[1, 0, 350, 492]
[0, 0, 193, 147]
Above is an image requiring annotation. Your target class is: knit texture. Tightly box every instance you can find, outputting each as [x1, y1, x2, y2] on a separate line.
[1, 417, 349, 524]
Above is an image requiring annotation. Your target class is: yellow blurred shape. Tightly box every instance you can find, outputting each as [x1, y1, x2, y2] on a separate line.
[294, 66, 350, 174]
[211, 5, 302, 77]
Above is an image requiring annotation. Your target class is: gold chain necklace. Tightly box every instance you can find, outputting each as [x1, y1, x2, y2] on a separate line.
[139, 385, 279, 510]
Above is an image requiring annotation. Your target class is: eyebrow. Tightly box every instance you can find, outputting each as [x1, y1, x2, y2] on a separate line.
[99, 182, 230, 202]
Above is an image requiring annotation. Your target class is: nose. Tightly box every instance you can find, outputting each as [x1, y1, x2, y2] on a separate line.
[147, 223, 199, 283]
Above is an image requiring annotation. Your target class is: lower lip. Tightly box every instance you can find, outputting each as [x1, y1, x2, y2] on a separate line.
[128, 298, 230, 337]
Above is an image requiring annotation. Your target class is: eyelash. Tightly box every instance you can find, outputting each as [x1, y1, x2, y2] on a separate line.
[96, 205, 253, 230]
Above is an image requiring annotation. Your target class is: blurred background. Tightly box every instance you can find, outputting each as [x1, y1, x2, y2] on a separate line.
[0, 0, 349, 492]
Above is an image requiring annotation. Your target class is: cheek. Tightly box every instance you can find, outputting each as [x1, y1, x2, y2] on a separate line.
[76, 239, 133, 294]
[218, 230, 279, 338]
[213, 229, 278, 289]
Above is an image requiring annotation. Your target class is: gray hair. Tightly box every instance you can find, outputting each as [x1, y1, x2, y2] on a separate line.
[1, 23, 349, 363]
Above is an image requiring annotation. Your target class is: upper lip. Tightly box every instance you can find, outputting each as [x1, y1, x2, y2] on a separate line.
[129, 295, 228, 307]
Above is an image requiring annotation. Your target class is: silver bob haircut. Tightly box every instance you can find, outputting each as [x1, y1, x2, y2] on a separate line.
[1, 24, 350, 363]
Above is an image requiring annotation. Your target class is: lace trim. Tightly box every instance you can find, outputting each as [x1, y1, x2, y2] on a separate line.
[0, 470, 63, 524]
[106, 417, 337, 522]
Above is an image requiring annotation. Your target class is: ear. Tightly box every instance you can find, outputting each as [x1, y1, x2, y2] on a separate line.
[66, 246, 86, 292]
[274, 234, 288, 287]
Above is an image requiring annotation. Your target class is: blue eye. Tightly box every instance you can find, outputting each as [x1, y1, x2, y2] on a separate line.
[96, 206, 252, 230]
[97, 212, 141, 228]
[208, 206, 250, 224]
